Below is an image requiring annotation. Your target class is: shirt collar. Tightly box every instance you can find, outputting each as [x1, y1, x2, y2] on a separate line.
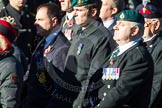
[144, 34, 157, 42]
[118, 38, 141, 55]
[103, 18, 115, 28]
[44, 29, 60, 49]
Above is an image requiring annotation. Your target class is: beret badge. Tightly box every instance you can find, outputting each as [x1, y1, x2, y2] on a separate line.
[120, 13, 125, 19]
[0, 16, 16, 26]
[78, 0, 82, 6]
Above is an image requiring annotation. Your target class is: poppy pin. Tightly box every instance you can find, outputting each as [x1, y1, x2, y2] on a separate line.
[38, 72, 46, 84]
[44, 46, 51, 56]
[67, 20, 74, 27]
[110, 59, 114, 65]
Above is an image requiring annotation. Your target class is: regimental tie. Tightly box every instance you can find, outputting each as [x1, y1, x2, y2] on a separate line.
[109, 47, 120, 65]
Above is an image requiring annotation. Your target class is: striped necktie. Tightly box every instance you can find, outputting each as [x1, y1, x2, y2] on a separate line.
[110, 47, 120, 59]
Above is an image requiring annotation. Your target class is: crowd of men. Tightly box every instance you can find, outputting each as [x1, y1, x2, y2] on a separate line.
[0, 0, 162, 108]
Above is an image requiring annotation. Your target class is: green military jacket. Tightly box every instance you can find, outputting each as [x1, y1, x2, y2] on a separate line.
[64, 19, 114, 108]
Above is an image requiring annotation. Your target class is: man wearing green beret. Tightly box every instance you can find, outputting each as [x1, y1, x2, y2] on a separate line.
[63, 0, 114, 108]
[59, 0, 80, 41]
[95, 10, 154, 108]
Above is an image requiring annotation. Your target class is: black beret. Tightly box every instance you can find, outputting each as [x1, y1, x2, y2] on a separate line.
[136, 3, 162, 18]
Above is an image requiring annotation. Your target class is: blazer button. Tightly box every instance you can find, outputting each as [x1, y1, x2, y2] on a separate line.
[107, 85, 110, 88]
[103, 92, 107, 96]
[102, 98, 105, 101]
[149, 45, 153, 48]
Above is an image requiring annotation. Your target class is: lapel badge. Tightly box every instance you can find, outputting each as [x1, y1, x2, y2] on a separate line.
[67, 20, 74, 27]
[44, 45, 51, 57]
[38, 71, 46, 84]
[77, 43, 83, 55]
[110, 59, 114, 65]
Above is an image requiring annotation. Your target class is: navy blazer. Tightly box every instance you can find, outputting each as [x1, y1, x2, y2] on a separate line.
[23, 31, 70, 108]
[145, 34, 162, 108]
[44, 31, 70, 72]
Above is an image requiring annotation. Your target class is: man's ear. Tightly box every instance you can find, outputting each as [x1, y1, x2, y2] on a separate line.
[112, 7, 118, 16]
[91, 8, 97, 17]
[51, 17, 58, 26]
[154, 19, 160, 31]
[131, 26, 139, 36]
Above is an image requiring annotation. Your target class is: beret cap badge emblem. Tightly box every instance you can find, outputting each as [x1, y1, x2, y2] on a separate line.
[78, 0, 82, 6]
[120, 13, 125, 19]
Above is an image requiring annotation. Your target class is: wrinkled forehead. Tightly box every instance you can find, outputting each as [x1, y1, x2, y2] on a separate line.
[116, 20, 131, 24]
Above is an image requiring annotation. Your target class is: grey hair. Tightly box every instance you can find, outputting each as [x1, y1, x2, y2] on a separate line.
[130, 22, 144, 36]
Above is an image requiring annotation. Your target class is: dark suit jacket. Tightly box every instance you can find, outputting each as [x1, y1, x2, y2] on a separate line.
[44, 31, 70, 72]
[23, 31, 70, 108]
[96, 41, 154, 108]
[107, 20, 116, 36]
[43, 30, 71, 108]
[107, 20, 117, 51]
[145, 34, 162, 108]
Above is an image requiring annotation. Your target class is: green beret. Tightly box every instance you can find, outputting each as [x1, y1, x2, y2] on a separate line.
[115, 10, 144, 24]
[74, 0, 96, 7]
[72, 0, 78, 6]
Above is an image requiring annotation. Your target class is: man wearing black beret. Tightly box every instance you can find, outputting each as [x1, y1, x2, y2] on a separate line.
[136, 3, 162, 108]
